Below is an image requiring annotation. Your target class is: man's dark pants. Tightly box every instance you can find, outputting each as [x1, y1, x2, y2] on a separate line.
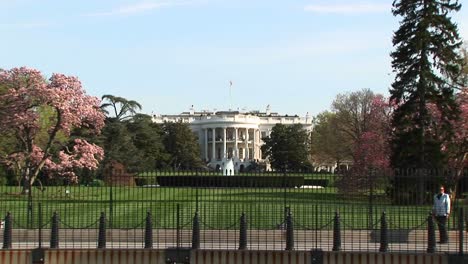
[435, 215, 448, 243]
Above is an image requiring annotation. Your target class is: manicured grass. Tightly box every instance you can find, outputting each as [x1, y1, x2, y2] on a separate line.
[0, 185, 439, 230]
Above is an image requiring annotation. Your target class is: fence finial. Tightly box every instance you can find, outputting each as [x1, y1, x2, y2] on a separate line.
[285, 212, 294, 250]
[192, 211, 200, 249]
[458, 207, 464, 256]
[144, 211, 153, 249]
[427, 212, 436, 253]
[2, 212, 12, 249]
[50, 212, 59, 249]
[98, 212, 106, 249]
[239, 212, 247, 250]
[379, 211, 388, 252]
[332, 211, 341, 251]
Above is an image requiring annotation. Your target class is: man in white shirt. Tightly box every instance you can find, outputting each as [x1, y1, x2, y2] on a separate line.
[433, 186, 450, 244]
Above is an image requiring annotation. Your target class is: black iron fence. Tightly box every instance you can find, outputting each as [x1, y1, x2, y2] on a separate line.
[0, 169, 467, 253]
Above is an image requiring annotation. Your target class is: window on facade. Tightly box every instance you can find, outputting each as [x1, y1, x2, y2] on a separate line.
[239, 148, 244, 159]
[209, 130, 213, 141]
[249, 148, 253, 159]
[217, 148, 221, 160]
[228, 148, 233, 158]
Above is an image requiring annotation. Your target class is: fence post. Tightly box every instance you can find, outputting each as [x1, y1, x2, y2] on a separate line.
[38, 202, 42, 249]
[239, 213, 247, 250]
[332, 211, 341, 251]
[379, 211, 388, 253]
[2, 212, 12, 249]
[144, 211, 153, 249]
[191, 211, 200, 250]
[368, 169, 374, 230]
[458, 207, 464, 256]
[285, 212, 294, 250]
[195, 171, 199, 213]
[98, 212, 106, 249]
[50, 212, 59, 249]
[27, 186, 33, 229]
[427, 212, 436, 253]
[109, 185, 113, 229]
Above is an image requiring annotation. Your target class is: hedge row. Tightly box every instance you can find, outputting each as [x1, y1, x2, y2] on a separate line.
[138, 176, 305, 188]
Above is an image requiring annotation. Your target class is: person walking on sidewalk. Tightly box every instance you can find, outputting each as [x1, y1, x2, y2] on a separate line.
[433, 186, 450, 244]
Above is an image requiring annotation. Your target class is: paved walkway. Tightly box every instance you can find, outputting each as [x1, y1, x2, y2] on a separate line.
[3, 229, 467, 253]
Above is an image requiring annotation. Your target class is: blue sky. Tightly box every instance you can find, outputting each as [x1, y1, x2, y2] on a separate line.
[1, 0, 467, 116]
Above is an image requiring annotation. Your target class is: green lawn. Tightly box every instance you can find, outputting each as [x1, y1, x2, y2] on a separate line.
[0, 185, 441, 230]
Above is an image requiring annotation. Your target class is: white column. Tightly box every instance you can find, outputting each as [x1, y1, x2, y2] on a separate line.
[257, 129, 261, 159]
[223, 127, 227, 159]
[234, 127, 238, 159]
[245, 128, 249, 160]
[212, 128, 216, 161]
[204, 129, 208, 161]
[252, 129, 256, 160]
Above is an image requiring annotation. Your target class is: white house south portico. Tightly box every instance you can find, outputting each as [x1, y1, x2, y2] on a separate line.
[198, 113, 262, 171]
[152, 106, 313, 172]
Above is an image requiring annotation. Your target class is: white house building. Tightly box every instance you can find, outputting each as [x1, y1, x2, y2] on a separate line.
[152, 106, 313, 172]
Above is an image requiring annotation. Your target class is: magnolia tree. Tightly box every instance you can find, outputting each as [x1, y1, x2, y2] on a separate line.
[451, 88, 468, 168]
[0, 67, 105, 192]
[426, 88, 467, 164]
[353, 95, 393, 169]
[331, 89, 393, 169]
[427, 87, 468, 178]
[335, 94, 393, 195]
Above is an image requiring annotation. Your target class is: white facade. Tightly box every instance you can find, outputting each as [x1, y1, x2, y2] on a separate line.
[152, 106, 313, 172]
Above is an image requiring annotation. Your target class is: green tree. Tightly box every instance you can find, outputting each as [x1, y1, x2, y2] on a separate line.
[126, 114, 169, 170]
[261, 124, 311, 171]
[97, 96, 174, 172]
[99, 121, 141, 171]
[460, 44, 468, 87]
[0, 82, 17, 184]
[310, 111, 351, 168]
[390, 0, 463, 168]
[162, 122, 203, 170]
[98, 95, 147, 171]
[101, 94, 142, 121]
[0, 81, 16, 159]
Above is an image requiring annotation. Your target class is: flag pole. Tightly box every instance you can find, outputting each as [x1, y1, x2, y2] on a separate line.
[229, 80, 232, 111]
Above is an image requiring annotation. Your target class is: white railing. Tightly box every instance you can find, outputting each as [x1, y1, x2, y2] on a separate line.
[153, 114, 312, 125]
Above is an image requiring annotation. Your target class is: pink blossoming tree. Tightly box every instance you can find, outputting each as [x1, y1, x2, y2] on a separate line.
[0, 67, 105, 193]
[332, 91, 393, 195]
[352, 95, 393, 170]
[450, 87, 468, 169]
[427, 87, 468, 188]
[426, 88, 467, 165]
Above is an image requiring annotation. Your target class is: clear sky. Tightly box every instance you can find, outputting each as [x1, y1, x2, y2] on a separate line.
[1, 0, 467, 116]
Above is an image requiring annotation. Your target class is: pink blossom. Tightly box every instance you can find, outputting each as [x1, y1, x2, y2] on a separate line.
[426, 87, 468, 168]
[0, 67, 105, 184]
[353, 95, 393, 169]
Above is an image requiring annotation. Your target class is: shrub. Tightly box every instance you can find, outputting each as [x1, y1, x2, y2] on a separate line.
[134, 177, 158, 186]
[89, 179, 105, 187]
[157, 176, 304, 188]
[0, 176, 7, 186]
